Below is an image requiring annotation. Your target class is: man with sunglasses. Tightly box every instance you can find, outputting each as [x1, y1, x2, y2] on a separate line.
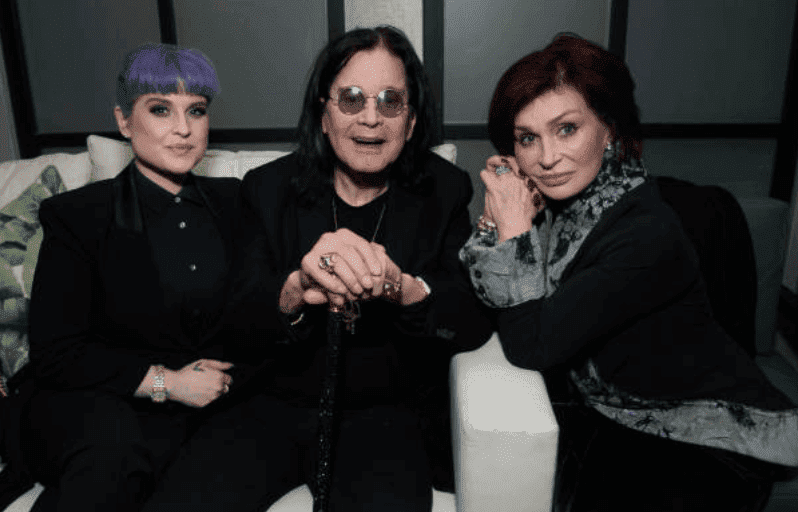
[142, 26, 491, 511]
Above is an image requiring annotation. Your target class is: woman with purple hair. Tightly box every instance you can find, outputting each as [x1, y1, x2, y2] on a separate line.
[8, 43, 241, 511]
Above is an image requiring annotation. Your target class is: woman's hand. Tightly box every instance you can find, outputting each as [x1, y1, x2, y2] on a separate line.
[165, 359, 234, 408]
[481, 156, 546, 243]
[279, 228, 384, 314]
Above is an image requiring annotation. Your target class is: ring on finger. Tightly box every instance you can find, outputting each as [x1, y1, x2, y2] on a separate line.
[319, 252, 337, 274]
[223, 383, 230, 393]
[477, 214, 497, 233]
[383, 277, 403, 304]
[495, 166, 512, 176]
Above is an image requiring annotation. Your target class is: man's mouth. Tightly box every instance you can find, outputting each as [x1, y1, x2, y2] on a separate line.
[352, 137, 385, 145]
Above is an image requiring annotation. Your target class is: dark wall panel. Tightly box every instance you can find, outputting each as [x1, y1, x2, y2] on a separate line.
[17, 0, 161, 134]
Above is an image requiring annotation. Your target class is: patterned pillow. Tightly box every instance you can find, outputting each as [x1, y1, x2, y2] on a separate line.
[0, 165, 66, 379]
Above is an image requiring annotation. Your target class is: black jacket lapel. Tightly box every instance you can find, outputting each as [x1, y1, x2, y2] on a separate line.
[112, 162, 145, 234]
[382, 184, 425, 273]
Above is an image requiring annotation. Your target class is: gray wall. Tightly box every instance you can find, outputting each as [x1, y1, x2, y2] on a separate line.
[13, 0, 327, 134]
[16, 0, 161, 133]
[443, 0, 610, 125]
[626, 0, 795, 123]
[0, 32, 19, 162]
[174, 0, 328, 130]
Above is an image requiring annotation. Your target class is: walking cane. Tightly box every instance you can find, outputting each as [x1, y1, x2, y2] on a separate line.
[313, 300, 358, 512]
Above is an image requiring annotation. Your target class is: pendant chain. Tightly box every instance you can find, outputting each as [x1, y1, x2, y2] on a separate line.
[331, 197, 387, 334]
[332, 197, 387, 242]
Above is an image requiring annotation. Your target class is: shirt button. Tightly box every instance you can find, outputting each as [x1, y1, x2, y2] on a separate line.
[174, 197, 182, 204]
[189, 264, 197, 271]
[179, 221, 187, 229]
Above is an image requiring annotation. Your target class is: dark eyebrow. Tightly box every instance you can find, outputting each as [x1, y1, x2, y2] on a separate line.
[514, 109, 581, 133]
[143, 97, 207, 108]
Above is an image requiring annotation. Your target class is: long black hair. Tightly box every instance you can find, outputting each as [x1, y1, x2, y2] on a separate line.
[294, 26, 440, 205]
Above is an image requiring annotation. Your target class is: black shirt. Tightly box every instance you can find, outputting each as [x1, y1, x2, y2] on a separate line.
[134, 169, 227, 345]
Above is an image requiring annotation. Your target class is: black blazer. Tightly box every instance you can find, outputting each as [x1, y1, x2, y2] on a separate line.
[12, 163, 241, 396]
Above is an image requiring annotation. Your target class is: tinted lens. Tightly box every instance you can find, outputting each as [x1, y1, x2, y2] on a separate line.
[377, 90, 406, 117]
[337, 87, 365, 114]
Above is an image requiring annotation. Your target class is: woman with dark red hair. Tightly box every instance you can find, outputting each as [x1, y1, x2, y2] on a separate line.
[460, 34, 797, 511]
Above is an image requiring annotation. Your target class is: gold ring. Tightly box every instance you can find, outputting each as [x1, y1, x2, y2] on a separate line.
[319, 253, 336, 274]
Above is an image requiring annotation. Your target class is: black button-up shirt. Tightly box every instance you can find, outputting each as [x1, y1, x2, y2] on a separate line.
[134, 170, 227, 345]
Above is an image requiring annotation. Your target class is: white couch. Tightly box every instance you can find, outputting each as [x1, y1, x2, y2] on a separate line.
[0, 137, 559, 511]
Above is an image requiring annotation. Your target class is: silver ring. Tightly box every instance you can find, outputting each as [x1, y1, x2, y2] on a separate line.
[495, 166, 511, 176]
[223, 383, 230, 393]
[319, 253, 336, 274]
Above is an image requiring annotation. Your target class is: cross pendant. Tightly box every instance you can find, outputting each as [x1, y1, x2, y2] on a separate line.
[342, 300, 361, 334]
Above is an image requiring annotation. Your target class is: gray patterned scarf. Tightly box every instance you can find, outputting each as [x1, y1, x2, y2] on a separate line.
[460, 146, 648, 308]
[539, 146, 648, 294]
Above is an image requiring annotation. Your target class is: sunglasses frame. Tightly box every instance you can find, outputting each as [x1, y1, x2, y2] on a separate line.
[327, 86, 409, 118]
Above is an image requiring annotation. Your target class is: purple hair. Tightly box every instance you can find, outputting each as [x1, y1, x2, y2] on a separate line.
[116, 43, 220, 116]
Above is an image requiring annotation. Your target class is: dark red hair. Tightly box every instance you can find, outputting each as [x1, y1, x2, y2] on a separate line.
[488, 34, 642, 162]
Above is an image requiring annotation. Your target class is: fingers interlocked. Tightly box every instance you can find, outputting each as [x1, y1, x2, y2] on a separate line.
[301, 229, 384, 302]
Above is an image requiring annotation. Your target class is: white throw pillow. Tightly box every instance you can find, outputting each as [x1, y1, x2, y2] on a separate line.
[87, 135, 134, 181]
[0, 152, 91, 208]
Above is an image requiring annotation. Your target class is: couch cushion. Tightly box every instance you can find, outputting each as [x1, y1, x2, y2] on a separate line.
[0, 165, 67, 379]
[87, 135, 458, 181]
[87, 135, 291, 180]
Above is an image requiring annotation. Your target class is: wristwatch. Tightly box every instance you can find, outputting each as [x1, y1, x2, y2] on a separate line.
[152, 364, 167, 403]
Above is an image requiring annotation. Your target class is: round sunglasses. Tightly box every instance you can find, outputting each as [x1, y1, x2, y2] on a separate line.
[328, 86, 408, 118]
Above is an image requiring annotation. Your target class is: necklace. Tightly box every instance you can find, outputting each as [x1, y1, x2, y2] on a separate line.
[331, 196, 387, 334]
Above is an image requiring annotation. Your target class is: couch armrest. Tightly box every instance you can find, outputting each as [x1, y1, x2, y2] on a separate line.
[451, 332, 558, 512]
[736, 197, 790, 354]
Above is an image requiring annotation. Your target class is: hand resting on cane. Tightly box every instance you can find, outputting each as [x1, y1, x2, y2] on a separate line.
[279, 228, 428, 315]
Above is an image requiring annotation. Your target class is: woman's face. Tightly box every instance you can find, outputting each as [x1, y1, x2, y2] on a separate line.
[114, 92, 209, 182]
[513, 86, 610, 200]
[322, 46, 416, 175]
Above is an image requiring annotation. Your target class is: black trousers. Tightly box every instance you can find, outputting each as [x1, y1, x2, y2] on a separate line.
[20, 390, 225, 512]
[552, 405, 782, 512]
[141, 394, 432, 512]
